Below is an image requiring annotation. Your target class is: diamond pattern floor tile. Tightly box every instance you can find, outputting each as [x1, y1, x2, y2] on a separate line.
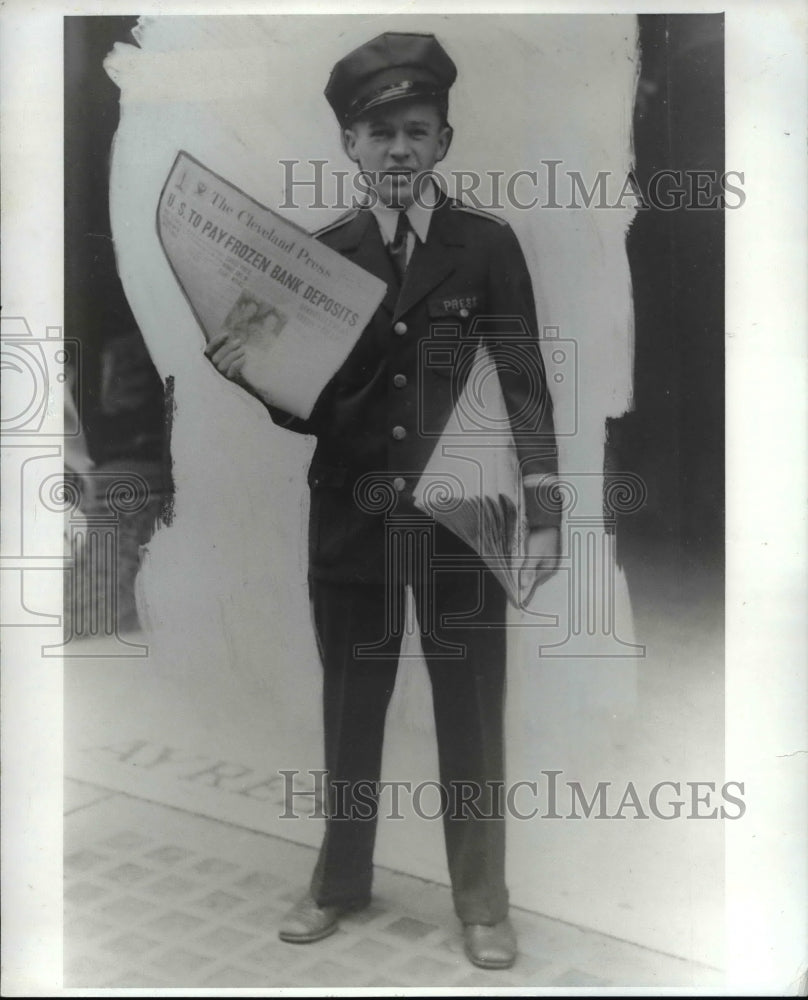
[190, 889, 247, 914]
[236, 903, 283, 932]
[304, 958, 359, 987]
[196, 925, 258, 951]
[64, 882, 108, 906]
[242, 940, 291, 972]
[65, 780, 117, 815]
[551, 967, 615, 987]
[363, 974, 403, 988]
[382, 915, 440, 941]
[194, 857, 241, 878]
[456, 969, 516, 987]
[149, 946, 213, 976]
[145, 910, 206, 937]
[202, 965, 269, 987]
[339, 936, 398, 965]
[145, 845, 193, 865]
[66, 914, 112, 940]
[147, 874, 197, 898]
[64, 789, 725, 989]
[101, 831, 152, 851]
[389, 953, 461, 982]
[100, 931, 162, 958]
[233, 870, 283, 895]
[98, 895, 158, 923]
[65, 849, 110, 873]
[104, 862, 152, 885]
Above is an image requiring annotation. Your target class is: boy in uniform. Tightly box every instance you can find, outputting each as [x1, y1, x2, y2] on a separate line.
[208, 31, 561, 969]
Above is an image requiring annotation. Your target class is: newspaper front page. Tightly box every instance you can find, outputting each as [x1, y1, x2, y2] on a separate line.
[157, 151, 386, 418]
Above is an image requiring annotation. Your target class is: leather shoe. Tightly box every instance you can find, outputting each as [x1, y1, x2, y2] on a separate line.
[278, 893, 365, 944]
[463, 918, 517, 969]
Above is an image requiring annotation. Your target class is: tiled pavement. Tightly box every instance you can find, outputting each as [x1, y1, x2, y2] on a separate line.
[65, 779, 725, 990]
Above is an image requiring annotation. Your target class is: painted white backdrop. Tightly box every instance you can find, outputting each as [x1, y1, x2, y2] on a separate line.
[93, 14, 722, 965]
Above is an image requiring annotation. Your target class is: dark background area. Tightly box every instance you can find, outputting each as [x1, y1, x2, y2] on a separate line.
[64, 15, 160, 466]
[620, 13, 724, 644]
[64, 14, 725, 638]
[625, 14, 724, 562]
[64, 15, 164, 632]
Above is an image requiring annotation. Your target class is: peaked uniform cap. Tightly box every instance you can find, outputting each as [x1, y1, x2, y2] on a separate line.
[325, 31, 457, 124]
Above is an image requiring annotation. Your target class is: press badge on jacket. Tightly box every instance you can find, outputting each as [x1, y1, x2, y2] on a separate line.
[427, 292, 482, 319]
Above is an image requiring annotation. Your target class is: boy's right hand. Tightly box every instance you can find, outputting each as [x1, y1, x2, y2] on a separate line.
[205, 332, 246, 383]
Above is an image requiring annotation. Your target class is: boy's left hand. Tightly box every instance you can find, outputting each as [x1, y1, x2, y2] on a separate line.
[519, 526, 561, 606]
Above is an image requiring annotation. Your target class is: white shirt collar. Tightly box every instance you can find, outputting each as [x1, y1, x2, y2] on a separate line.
[370, 178, 438, 246]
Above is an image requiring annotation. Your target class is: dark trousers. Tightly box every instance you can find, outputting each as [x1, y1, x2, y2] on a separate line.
[308, 525, 509, 925]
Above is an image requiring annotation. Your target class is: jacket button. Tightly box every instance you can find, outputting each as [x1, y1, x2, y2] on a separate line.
[393, 373, 407, 388]
[393, 321, 407, 336]
[459, 308, 469, 318]
[392, 425, 407, 440]
[393, 477, 406, 492]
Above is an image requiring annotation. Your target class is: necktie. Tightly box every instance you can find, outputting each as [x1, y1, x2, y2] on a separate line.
[387, 211, 412, 283]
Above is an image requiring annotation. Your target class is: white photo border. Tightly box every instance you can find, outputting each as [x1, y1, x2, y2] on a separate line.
[1, 0, 805, 994]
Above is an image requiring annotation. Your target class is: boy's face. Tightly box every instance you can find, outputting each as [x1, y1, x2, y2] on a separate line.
[343, 101, 452, 209]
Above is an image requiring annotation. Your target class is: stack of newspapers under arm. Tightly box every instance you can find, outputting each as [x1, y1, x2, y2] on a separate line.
[158, 151, 531, 607]
[412, 341, 531, 609]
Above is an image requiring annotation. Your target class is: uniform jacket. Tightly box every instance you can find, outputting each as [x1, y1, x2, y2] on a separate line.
[267, 194, 561, 583]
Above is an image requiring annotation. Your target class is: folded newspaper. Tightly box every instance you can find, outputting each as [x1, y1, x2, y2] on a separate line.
[413, 342, 531, 608]
[157, 151, 386, 419]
